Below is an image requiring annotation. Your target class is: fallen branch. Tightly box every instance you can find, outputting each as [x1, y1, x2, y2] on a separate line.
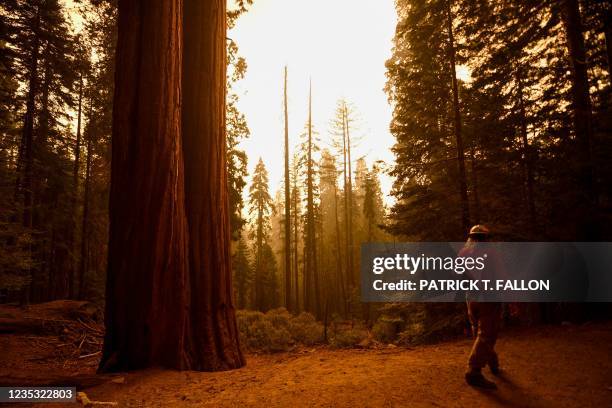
[77, 391, 118, 406]
[79, 351, 102, 359]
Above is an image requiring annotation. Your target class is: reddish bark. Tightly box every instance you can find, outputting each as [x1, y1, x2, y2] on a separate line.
[182, 0, 245, 370]
[100, 0, 191, 371]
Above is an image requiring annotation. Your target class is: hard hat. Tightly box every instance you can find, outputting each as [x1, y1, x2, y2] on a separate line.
[468, 224, 490, 237]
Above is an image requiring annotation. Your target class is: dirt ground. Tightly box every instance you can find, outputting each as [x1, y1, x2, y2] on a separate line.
[1, 322, 611, 407]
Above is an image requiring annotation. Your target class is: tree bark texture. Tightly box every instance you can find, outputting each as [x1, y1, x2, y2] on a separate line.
[100, 0, 191, 371]
[182, 0, 245, 370]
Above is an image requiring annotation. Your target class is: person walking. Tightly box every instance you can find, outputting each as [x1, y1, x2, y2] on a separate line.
[460, 225, 502, 390]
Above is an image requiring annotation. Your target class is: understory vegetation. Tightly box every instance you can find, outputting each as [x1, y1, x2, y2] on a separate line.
[236, 305, 468, 352]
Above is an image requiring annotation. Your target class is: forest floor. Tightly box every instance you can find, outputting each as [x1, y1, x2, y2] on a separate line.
[0, 306, 611, 407]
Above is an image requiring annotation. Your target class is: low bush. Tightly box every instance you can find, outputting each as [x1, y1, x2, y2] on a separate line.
[372, 316, 403, 343]
[236, 303, 466, 352]
[236, 308, 324, 352]
[329, 326, 368, 348]
[289, 312, 324, 345]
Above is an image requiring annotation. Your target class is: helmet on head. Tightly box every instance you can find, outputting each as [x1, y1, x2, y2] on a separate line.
[468, 224, 490, 237]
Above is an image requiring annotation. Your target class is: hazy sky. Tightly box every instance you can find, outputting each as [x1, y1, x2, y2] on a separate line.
[228, 0, 398, 200]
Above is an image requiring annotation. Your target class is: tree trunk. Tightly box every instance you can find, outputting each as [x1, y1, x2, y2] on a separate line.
[516, 72, 537, 236]
[341, 106, 350, 298]
[292, 184, 300, 312]
[560, 0, 597, 238]
[254, 211, 263, 310]
[344, 103, 355, 285]
[182, 0, 245, 370]
[69, 74, 84, 299]
[100, 0, 192, 371]
[333, 183, 347, 315]
[16, 6, 41, 307]
[446, 0, 470, 236]
[469, 145, 481, 225]
[603, 5, 612, 86]
[78, 120, 92, 300]
[305, 81, 320, 317]
[21, 11, 40, 231]
[41, 56, 69, 300]
[283, 66, 291, 312]
[39, 59, 56, 300]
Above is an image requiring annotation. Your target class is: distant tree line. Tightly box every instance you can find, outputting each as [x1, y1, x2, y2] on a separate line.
[232, 75, 390, 320]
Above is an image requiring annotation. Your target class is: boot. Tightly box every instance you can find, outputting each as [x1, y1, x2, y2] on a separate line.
[489, 363, 501, 376]
[489, 354, 500, 375]
[465, 371, 497, 389]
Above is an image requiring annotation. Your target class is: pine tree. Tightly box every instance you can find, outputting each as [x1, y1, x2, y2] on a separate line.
[77, 0, 116, 300]
[290, 152, 302, 312]
[560, 0, 597, 238]
[259, 242, 279, 311]
[445, 0, 470, 234]
[2, 0, 79, 301]
[385, 0, 469, 240]
[248, 158, 274, 311]
[362, 165, 385, 242]
[232, 235, 252, 309]
[329, 99, 359, 286]
[319, 149, 346, 315]
[387, 0, 612, 241]
[298, 82, 321, 317]
[226, 11, 250, 240]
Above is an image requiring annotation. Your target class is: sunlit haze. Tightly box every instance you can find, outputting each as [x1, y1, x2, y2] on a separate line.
[228, 0, 397, 203]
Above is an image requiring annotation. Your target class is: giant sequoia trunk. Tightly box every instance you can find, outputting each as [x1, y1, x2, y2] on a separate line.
[100, 0, 191, 371]
[182, 0, 244, 370]
[102, 0, 244, 372]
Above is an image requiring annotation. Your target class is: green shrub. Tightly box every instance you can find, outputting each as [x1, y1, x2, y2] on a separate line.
[396, 306, 465, 345]
[289, 312, 324, 345]
[266, 307, 292, 330]
[236, 309, 324, 351]
[236, 309, 266, 327]
[250, 319, 292, 351]
[372, 316, 402, 343]
[330, 327, 368, 348]
[396, 322, 425, 345]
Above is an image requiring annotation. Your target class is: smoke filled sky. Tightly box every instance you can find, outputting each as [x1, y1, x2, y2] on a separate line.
[228, 0, 398, 201]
